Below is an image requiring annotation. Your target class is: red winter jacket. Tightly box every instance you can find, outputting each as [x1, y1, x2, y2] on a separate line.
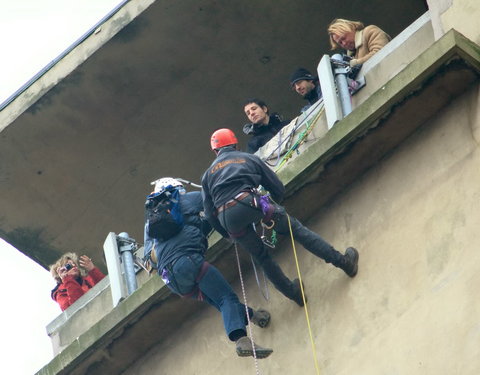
[51, 267, 105, 311]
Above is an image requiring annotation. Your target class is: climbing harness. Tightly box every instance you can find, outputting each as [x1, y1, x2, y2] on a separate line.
[234, 242, 261, 375]
[256, 193, 278, 300]
[260, 227, 276, 247]
[250, 217, 278, 301]
[160, 260, 210, 301]
[261, 221, 276, 251]
[286, 214, 321, 375]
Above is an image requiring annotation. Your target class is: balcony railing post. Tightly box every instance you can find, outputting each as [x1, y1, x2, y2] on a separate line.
[331, 54, 353, 118]
[117, 232, 138, 296]
[103, 232, 139, 307]
[104, 232, 126, 307]
[318, 55, 343, 129]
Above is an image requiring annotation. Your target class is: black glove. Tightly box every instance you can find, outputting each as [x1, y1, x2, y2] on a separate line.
[348, 64, 362, 79]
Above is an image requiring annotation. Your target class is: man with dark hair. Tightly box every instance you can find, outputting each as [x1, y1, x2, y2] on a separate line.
[289, 67, 322, 113]
[202, 129, 359, 307]
[242, 98, 290, 154]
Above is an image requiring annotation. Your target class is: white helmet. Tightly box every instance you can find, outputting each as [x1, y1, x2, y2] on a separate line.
[151, 177, 184, 194]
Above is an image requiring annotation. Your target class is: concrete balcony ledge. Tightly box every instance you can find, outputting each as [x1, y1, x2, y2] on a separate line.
[0, 0, 155, 126]
[47, 264, 152, 356]
[255, 12, 435, 175]
[38, 29, 480, 375]
[47, 276, 111, 354]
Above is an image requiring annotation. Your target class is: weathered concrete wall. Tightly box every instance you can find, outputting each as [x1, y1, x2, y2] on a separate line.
[47, 277, 112, 354]
[428, 0, 480, 44]
[355, 12, 435, 105]
[123, 84, 480, 374]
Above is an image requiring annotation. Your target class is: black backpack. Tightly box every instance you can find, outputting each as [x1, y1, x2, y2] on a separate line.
[145, 188, 184, 241]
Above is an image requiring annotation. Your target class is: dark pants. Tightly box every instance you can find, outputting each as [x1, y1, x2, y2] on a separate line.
[218, 194, 344, 300]
[166, 253, 251, 341]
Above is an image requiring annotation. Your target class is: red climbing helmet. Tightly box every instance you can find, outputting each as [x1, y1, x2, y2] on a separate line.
[210, 128, 238, 150]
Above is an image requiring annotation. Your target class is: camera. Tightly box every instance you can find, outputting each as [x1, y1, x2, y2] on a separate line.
[65, 263, 73, 271]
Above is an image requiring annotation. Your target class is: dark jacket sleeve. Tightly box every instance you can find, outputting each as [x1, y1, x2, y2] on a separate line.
[253, 155, 285, 202]
[246, 138, 260, 154]
[201, 173, 230, 238]
[201, 217, 213, 237]
[182, 191, 213, 237]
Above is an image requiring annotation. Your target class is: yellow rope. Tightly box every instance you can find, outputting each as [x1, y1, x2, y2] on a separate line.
[287, 214, 321, 375]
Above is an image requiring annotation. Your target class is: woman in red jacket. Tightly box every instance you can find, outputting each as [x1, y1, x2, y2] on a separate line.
[50, 252, 105, 311]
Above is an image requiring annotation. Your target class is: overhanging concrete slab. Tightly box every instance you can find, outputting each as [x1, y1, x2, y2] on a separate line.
[0, 0, 426, 271]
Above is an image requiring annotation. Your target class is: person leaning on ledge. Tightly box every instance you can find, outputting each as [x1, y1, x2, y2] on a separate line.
[289, 67, 322, 113]
[50, 252, 105, 311]
[243, 98, 290, 154]
[327, 18, 391, 67]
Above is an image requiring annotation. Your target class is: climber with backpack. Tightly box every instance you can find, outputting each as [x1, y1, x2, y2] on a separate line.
[143, 177, 273, 359]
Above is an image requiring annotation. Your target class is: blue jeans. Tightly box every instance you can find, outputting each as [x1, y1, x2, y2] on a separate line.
[167, 253, 248, 341]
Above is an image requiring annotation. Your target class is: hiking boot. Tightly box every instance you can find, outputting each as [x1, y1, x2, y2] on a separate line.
[291, 278, 307, 307]
[251, 309, 271, 328]
[235, 336, 273, 359]
[342, 247, 359, 277]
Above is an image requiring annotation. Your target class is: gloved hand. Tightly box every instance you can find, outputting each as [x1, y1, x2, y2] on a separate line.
[348, 63, 362, 79]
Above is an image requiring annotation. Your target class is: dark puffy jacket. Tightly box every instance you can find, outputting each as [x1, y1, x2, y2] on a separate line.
[143, 191, 211, 271]
[201, 146, 285, 238]
[242, 113, 290, 153]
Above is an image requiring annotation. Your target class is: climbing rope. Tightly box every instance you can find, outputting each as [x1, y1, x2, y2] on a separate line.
[234, 242, 261, 375]
[250, 254, 270, 301]
[263, 105, 324, 167]
[264, 120, 296, 167]
[274, 106, 325, 172]
[250, 221, 277, 301]
[286, 214, 321, 375]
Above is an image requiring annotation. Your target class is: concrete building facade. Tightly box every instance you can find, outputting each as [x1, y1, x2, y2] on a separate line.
[0, 0, 479, 374]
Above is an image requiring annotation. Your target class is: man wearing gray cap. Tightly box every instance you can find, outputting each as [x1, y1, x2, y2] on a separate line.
[289, 67, 322, 113]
